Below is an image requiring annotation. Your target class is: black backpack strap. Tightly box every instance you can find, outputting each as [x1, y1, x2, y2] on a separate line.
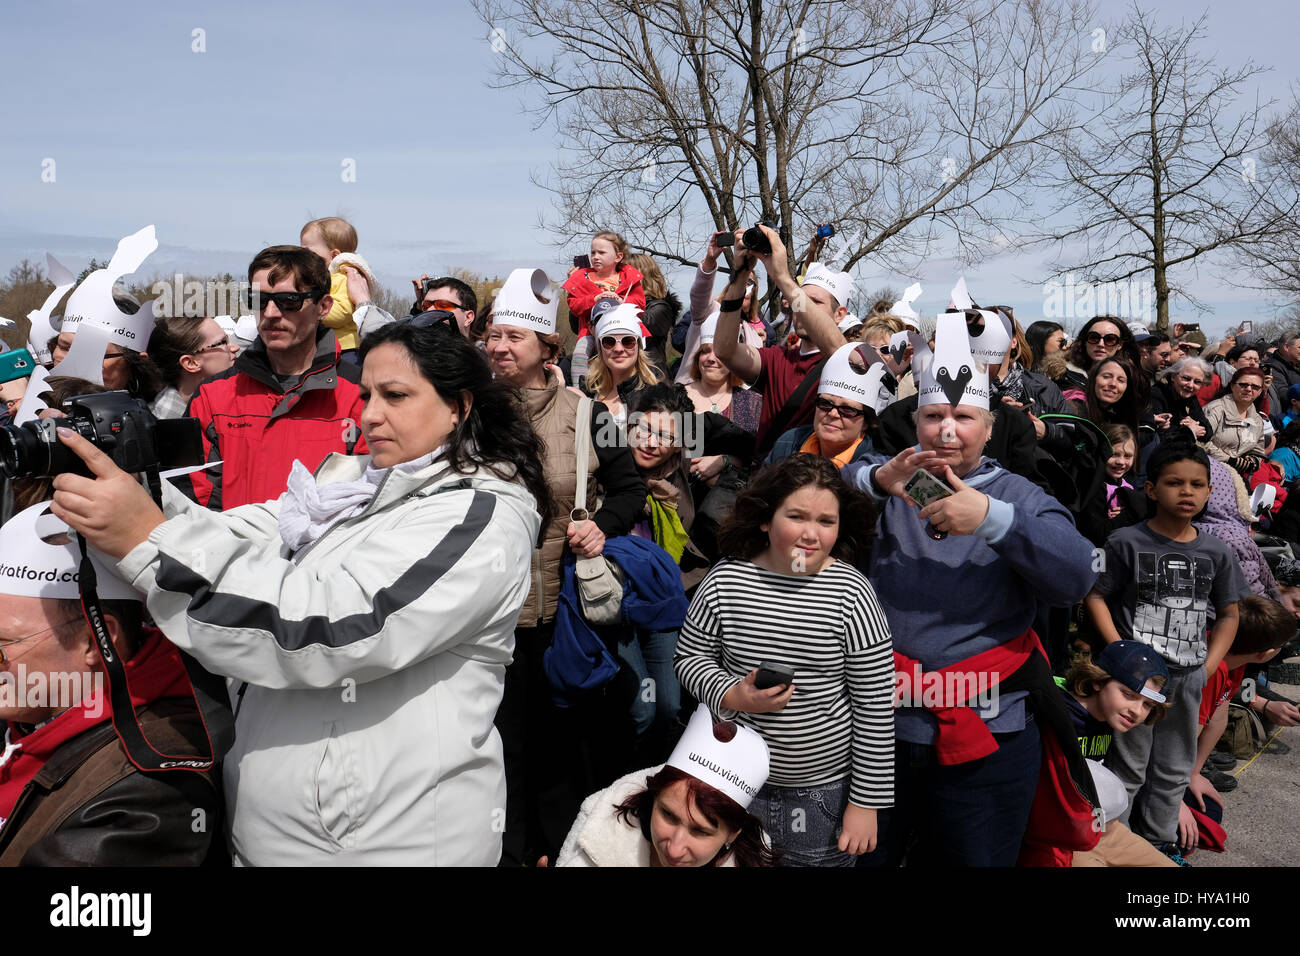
[751, 356, 829, 468]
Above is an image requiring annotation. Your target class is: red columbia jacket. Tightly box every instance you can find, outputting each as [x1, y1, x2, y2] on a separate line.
[179, 329, 367, 511]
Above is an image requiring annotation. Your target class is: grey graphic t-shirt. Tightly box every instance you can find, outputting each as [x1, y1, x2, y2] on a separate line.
[1095, 523, 1248, 666]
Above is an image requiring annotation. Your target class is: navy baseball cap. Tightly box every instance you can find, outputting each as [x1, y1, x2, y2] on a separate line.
[1098, 641, 1169, 703]
[1287, 384, 1300, 403]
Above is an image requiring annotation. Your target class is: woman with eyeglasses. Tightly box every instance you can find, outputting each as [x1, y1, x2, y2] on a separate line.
[1203, 366, 1275, 476]
[582, 303, 664, 427]
[1055, 316, 1140, 405]
[145, 316, 239, 419]
[766, 346, 876, 469]
[48, 318, 554, 866]
[1149, 357, 1214, 441]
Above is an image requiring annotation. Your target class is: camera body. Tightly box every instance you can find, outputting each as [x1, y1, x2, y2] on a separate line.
[741, 220, 778, 256]
[815, 223, 835, 240]
[0, 391, 204, 480]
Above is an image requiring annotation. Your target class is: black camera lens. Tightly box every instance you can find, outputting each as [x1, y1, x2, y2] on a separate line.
[0, 420, 66, 479]
[741, 220, 777, 256]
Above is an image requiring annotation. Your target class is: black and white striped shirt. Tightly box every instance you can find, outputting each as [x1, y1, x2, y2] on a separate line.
[674, 558, 894, 808]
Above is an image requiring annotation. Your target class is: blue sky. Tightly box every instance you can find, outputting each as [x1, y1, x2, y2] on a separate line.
[1, 0, 1297, 335]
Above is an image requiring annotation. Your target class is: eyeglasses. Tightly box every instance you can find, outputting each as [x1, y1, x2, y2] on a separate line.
[814, 397, 866, 421]
[424, 298, 464, 313]
[0, 617, 80, 665]
[194, 336, 231, 354]
[242, 289, 325, 314]
[1086, 332, 1121, 347]
[630, 423, 677, 448]
[1233, 382, 1263, 392]
[601, 336, 639, 351]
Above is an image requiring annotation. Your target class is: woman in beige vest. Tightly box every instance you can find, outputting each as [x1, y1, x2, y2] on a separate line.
[485, 293, 647, 868]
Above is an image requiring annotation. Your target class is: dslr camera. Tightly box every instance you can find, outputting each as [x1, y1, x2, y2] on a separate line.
[0, 391, 204, 480]
[740, 220, 779, 256]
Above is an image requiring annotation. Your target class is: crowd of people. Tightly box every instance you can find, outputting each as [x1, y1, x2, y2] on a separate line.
[0, 215, 1297, 868]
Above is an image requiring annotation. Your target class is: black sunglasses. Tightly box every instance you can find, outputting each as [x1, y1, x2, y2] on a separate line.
[243, 288, 326, 314]
[814, 397, 866, 420]
[1086, 331, 1121, 347]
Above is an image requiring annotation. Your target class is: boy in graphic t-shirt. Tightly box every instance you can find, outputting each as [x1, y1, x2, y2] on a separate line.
[1084, 437, 1248, 862]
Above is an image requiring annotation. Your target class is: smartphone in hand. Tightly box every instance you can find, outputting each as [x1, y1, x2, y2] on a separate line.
[755, 662, 795, 690]
[903, 469, 954, 540]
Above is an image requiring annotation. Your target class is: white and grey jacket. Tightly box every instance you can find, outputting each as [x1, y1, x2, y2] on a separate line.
[116, 452, 541, 866]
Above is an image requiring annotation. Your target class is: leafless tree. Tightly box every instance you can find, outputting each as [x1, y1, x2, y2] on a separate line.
[1033, 3, 1297, 331]
[473, 0, 1103, 300]
[1231, 89, 1300, 303]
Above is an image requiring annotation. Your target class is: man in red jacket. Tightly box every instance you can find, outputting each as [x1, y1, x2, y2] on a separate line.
[179, 245, 367, 510]
[0, 502, 223, 865]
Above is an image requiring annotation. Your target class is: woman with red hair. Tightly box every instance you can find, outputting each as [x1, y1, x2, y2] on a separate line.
[554, 705, 776, 867]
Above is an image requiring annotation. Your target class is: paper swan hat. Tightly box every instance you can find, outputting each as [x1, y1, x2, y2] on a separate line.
[943, 276, 1013, 364]
[912, 312, 991, 410]
[593, 302, 648, 343]
[26, 253, 77, 365]
[889, 282, 923, 330]
[0, 499, 139, 601]
[491, 268, 560, 335]
[802, 262, 854, 307]
[819, 342, 894, 414]
[665, 704, 770, 810]
[53, 226, 160, 384]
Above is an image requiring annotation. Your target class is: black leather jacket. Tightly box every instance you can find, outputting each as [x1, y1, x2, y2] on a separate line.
[0, 700, 224, 866]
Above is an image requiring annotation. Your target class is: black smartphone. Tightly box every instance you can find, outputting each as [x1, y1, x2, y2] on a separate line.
[713, 230, 735, 248]
[754, 661, 795, 690]
[573, 254, 591, 270]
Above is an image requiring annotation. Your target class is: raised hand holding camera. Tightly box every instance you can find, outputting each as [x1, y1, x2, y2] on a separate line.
[49, 427, 168, 560]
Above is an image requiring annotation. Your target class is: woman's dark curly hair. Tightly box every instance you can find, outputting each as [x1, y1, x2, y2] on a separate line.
[360, 320, 554, 543]
[716, 453, 876, 565]
[614, 765, 779, 867]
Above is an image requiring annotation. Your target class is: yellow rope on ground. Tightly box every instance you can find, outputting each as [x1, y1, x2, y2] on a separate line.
[1231, 726, 1286, 778]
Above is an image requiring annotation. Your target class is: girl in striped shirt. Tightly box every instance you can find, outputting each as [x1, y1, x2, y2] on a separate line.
[674, 453, 895, 866]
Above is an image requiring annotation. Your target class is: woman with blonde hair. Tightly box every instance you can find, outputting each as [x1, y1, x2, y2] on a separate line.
[582, 303, 664, 426]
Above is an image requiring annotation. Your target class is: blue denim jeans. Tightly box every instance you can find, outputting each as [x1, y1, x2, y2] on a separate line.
[616, 628, 682, 738]
[857, 717, 1041, 867]
[748, 776, 856, 868]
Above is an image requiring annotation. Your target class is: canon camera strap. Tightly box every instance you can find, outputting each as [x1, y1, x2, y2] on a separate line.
[75, 471, 233, 774]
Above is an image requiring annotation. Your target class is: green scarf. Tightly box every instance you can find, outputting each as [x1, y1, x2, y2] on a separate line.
[647, 495, 690, 563]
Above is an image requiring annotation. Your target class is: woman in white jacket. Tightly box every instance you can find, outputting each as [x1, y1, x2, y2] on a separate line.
[555, 705, 777, 867]
[49, 314, 553, 865]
